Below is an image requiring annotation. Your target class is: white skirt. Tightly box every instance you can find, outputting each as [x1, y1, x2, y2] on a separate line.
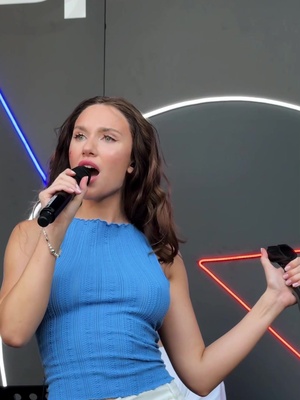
[113, 381, 184, 400]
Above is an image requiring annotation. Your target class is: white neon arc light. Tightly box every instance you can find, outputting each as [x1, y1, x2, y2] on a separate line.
[143, 95, 300, 118]
[2, 94, 300, 388]
[0, 0, 46, 4]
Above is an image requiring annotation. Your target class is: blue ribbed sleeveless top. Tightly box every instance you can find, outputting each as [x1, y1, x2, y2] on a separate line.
[36, 218, 172, 400]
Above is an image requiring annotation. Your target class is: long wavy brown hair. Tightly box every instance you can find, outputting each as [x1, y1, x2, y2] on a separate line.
[48, 96, 182, 264]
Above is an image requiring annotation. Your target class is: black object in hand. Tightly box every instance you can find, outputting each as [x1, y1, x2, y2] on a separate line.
[267, 244, 300, 309]
[37, 166, 91, 228]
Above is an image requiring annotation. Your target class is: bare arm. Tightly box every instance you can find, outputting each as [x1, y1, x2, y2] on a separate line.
[0, 219, 59, 346]
[0, 169, 88, 347]
[159, 250, 297, 396]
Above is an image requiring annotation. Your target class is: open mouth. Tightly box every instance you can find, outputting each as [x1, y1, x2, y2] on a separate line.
[81, 165, 100, 177]
[87, 167, 99, 177]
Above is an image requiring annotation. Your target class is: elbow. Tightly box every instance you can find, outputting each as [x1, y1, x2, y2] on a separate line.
[0, 324, 31, 348]
[1, 336, 28, 348]
[197, 389, 214, 397]
[200, 384, 224, 398]
[188, 382, 219, 398]
[191, 388, 211, 398]
[0, 310, 32, 347]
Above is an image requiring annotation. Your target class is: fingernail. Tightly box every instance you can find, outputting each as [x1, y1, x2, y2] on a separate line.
[292, 282, 300, 287]
[285, 265, 291, 272]
[76, 184, 81, 192]
[283, 273, 289, 279]
[285, 279, 292, 285]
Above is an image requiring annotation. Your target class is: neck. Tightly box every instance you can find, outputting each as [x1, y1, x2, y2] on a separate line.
[75, 199, 128, 224]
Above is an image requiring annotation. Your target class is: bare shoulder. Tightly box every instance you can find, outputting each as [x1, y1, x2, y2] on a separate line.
[162, 253, 188, 284]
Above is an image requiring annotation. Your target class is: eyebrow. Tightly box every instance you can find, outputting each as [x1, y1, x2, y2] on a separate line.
[73, 125, 123, 135]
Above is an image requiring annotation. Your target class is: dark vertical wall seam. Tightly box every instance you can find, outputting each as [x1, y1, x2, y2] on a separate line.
[103, 0, 107, 96]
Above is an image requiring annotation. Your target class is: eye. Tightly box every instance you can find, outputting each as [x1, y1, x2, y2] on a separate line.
[73, 133, 86, 141]
[103, 135, 116, 142]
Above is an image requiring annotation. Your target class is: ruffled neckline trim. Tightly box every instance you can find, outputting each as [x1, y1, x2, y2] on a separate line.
[73, 217, 132, 228]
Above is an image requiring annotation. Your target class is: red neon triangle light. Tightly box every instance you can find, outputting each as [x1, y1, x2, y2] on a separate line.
[198, 249, 300, 359]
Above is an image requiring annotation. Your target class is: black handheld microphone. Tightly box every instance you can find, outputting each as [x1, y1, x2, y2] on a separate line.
[267, 244, 300, 310]
[37, 166, 91, 228]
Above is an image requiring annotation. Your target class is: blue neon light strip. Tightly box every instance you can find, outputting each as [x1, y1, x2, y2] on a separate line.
[0, 91, 47, 184]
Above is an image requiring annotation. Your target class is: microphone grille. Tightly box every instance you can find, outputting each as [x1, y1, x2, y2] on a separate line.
[72, 166, 91, 185]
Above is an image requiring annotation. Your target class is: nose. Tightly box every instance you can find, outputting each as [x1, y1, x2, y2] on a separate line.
[82, 137, 96, 156]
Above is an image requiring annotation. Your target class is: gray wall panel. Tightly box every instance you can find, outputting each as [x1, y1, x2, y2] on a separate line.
[0, 0, 105, 170]
[105, 0, 300, 112]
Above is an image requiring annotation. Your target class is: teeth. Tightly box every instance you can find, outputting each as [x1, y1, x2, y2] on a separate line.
[81, 164, 99, 173]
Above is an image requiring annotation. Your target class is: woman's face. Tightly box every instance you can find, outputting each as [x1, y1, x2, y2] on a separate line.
[69, 104, 134, 202]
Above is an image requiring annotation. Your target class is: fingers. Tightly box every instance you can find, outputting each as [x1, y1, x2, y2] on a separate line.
[260, 248, 297, 308]
[282, 257, 300, 288]
[39, 169, 82, 206]
[37, 170, 90, 227]
[260, 247, 268, 259]
[71, 176, 89, 205]
[79, 175, 89, 191]
[260, 246, 300, 289]
[260, 247, 279, 281]
[51, 169, 82, 195]
[260, 247, 274, 271]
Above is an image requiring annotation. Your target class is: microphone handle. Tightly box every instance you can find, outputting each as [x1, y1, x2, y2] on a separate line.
[37, 192, 74, 227]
